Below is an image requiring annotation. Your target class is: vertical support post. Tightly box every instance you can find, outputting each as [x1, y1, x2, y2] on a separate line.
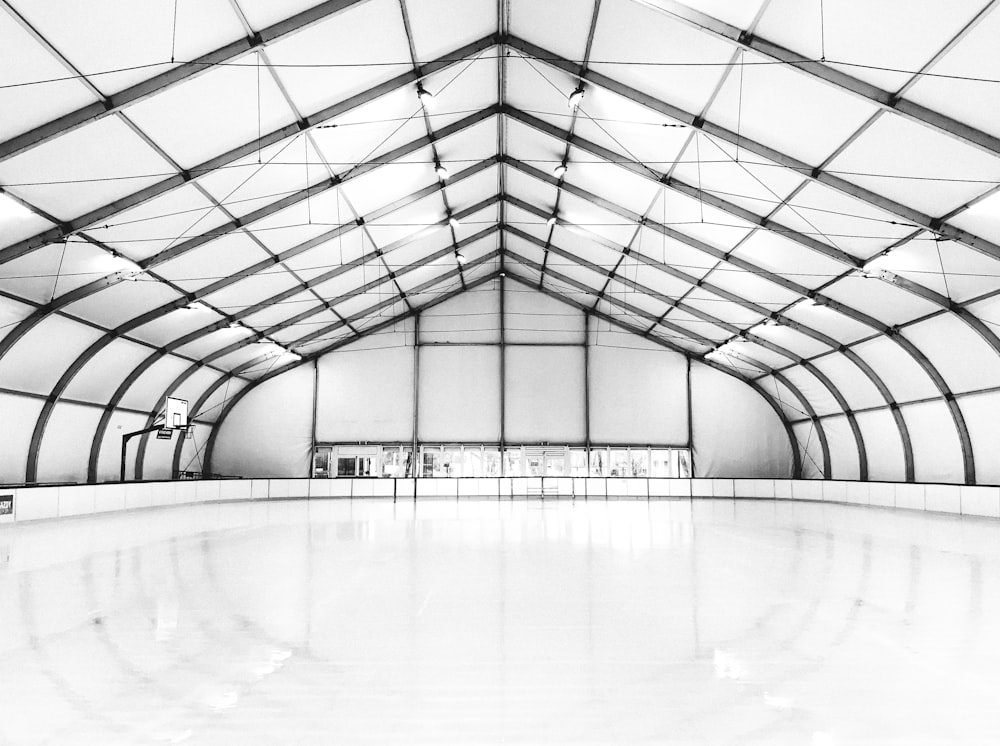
[499, 274, 506, 472]
[584, 312, 591, 453]
[412, 313, 420, 478]
[686, 356, 696, 477]
[310, 358, 319, 478]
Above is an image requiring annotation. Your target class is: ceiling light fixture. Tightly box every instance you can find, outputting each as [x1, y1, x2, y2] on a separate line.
[434, 161, 449, 180]
[546, 215, 557, 228]
[553, 160, 568, 178]
[416, 84, 433, 106]
[448, 216, 460, 230]
[568, 85, 585, 110]
[0, 191, 33, 221]
[455, 251, 467, 264]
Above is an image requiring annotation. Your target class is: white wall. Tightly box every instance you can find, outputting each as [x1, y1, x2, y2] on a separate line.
[208, 286, 796, 479]
[316, 326, 414, 442]
[211, 365, 313, 478]
[691, 365, 794, 478]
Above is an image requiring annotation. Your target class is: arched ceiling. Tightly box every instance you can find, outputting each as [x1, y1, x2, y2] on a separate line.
[1, 0, 999, 485]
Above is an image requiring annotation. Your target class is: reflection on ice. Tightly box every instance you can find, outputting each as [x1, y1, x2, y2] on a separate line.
[0, 497, 999, 744]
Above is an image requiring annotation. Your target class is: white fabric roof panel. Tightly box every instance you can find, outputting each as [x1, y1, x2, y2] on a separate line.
[0, 0, 999, 485]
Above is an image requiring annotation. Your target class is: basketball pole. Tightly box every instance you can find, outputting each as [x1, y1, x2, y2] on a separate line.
[120, 425, 168, 482]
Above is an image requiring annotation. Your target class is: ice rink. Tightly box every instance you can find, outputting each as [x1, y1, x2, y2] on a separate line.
[2, 497, 999, 744]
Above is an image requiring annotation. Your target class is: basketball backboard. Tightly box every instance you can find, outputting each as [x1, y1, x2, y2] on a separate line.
[164, 397, 188, 429]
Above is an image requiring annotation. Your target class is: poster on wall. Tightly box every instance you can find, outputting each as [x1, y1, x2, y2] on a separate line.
[0, 494, 12, 516]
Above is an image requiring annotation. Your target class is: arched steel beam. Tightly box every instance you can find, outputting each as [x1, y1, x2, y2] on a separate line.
[200, 265, 804, 479]
[201, 260, 501, 474]
[506, 269, 805, 478]
[505, 36, 1000, 263]
[507, 225, 861, 477]
[136, 243, 501, 478]
[33, 171, 498, 484]
[505, 106, 1000, 363]
[505, 155, 970, 481]
[0, 0, 495, 164]
[506, 197, 913, 480]
[0, 120, 499, 371]
[88, 223, 499, 482]
[0, 36, 499, 266]
[13, 157, 500, 481]
[505, 247, 829, 475]
[630, 0, 1000, 159]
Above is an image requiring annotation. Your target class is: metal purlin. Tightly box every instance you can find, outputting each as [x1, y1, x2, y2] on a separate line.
[502, 161, 879, 477]
[535, 0, 603, 288]
[505, 194, 914, 481]
[0, 17, 987, 484]
[505, 230, 852, 477]
[31, 160, 500, 483]
[503, 156, 963, 481]
[198, 268, 804, 479]
[505, 36, 989, 483]
[633, 0, 1000, 159]
[505, 107, 1000, 368]
[0, 105, 500, 364]
[504, 248, 830, 476]
[89, 215, 498, 480]
[137, 247, 502, 478]
[200, 269, 501, 473]
[0, 0, 377, 162]
[0, 35, 500, 267]
[507, 36, 1000, 261]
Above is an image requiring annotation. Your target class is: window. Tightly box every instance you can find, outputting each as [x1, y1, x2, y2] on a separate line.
[590, 448, 607, 477]
[570, 449, 588, 477]
[483, 449, 501, 476]
[503, 448, 522, 476]
[650, 449, 671, 477]
[462, 446, 483, 477]
[630, 449, 649, 477]
[610, 449, 630, 477]
[313, 447, 332, 478]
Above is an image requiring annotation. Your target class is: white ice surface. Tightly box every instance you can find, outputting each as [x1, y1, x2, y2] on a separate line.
[0, 497, 999, 744]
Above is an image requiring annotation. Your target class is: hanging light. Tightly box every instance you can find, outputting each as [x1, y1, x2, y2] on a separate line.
[416, 84, 434, 106]
[434, 161, 449, 180]
[567, 85, 585, 110]
[228, 320, 242, 329]
[546, 215, 557, 228]
[456, 251, 467, 264]
[553, 160, 568, 178]
[448, 216, 461, 230]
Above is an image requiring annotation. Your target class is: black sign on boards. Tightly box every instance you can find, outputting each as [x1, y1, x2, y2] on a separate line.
[0, 495, 12, 516]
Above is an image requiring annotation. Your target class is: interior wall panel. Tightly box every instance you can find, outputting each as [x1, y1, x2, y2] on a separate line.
[316, 329, 415, 442]
[822, 414, 861, 481]
[504, 346, 585, 442]
[589, 331, 689, 444]
[901, 401, 964, 485]
[211, 366, 314, 478]
[855, 409, 906, 483]
[959, 392, 1000, 486]
[791, 420, 825, 480]
[418, 345, 501, 442]
[96, 409, 150, 483]
[0, 393, 44, 484]
[691, 365, 793, 478]
[35, 402, 103, 484]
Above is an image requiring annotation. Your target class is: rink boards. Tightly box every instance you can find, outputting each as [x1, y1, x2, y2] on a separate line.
[2, 476, 1000, 524]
